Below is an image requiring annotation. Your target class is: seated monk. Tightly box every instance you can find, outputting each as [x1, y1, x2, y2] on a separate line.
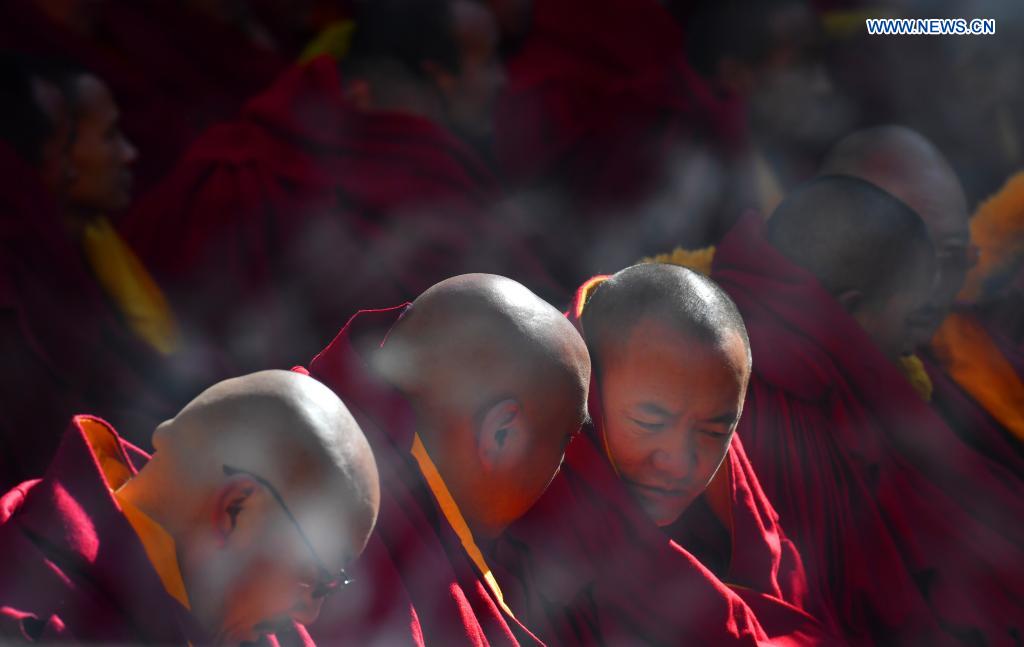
[299, 273, 590, 646]
[701, 176, 1024, 643]
[0, 55, 186, 490]
[821, 126, 1024, 474]
[122, 0, 557, 373]
[489, 264, 829, 646]
[0, 369, 380, 645]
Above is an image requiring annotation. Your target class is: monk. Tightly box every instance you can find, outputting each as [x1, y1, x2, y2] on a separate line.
[0, 369, 380, 645]
[820, 126, 1024, 473]
[0, 56, 188, 491]
[300, 273, 590, 645]
[489, 264, 827, 646]
[493, 0, 747, 284]
[706, 176, 1024, 644]
[123, 0, 557, 374]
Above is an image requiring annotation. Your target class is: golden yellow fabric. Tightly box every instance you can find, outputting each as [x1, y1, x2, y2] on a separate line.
[959, 171, 1024, 303]
[409, 434, 516, 619]
[898, 354, 934, 402]
[930, 312, 1024, 443]
[81, 217, 180, 355]
[79, 418, 191, 610]
[299, 20, 356, 64]
[640, 246, 716, 277]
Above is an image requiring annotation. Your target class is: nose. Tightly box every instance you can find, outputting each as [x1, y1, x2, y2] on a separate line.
[290, 588, 325, 626]
[650, 432, 696, 483]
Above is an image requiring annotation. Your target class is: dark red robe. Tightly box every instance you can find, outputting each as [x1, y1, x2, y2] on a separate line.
[0, 414, 312, 646]
[489, 428, 828, 646]
[299, 306, 543, 646]
[124, 56, 559, 372]
[0, 415, 208, 643]
[0, 143, 181, 492]
[919, 349, 1024, 477]
[495, 0, 747, 282]
[710, 213, 1024, 645]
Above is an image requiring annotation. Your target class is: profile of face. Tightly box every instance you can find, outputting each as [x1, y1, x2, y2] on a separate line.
[850, 251, 936, 360]
[902, 188, 977, 342]
[598, 318, 749, 527]
[187, 474, 350, 645]
[66, 75, 137, 214]
[435, 0, 504, 140]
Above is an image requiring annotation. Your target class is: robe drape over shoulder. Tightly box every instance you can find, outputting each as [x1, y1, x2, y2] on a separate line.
[490, 427, 829, 647]
[0, 415, 311, 646]
[709, 213, 1024, 645]
[300, 306, 543, 646]
[0, 143, 179, 492]
[0, 416, 206, 643]
[124, 57, 558, 372]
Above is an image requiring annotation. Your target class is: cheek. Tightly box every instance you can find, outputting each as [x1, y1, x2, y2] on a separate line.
[603, 421, 654, 473]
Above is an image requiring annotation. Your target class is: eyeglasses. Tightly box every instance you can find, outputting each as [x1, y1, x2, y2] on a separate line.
[222, 465, 353, 598]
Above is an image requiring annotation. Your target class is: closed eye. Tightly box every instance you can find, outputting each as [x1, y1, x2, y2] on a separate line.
[629, 418, 666, 432]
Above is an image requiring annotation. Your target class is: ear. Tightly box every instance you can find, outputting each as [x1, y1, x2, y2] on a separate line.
[212, 479, 257, 544]
[345, 78, 374, 111]
[477, 398, 524, 472]
[835, 289, 864, 314]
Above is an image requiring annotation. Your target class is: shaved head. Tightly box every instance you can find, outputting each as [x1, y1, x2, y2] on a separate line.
[580, 263, 750, 377]
[767, 175, 936, 357]
[378, 273, 591, 538]
[578, 264, 751, 527]
[821, 126, 972, 337]
[127, 370, 379, 642]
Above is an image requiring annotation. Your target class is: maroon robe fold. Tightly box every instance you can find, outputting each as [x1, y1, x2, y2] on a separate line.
[495, 0, 747, 282]
[0, 143, 179, 492]
[0, 415, 208, 643]
[710, 213, 1024, 645]
[0, 415, 312, 646]
[124, 56, 559, 372]
[299, 306, 543, 646]
[918, 349, 1024, 477]
[490, 428, 828, 646]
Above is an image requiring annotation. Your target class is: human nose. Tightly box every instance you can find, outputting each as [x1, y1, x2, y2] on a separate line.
[650, 431, 696, 482]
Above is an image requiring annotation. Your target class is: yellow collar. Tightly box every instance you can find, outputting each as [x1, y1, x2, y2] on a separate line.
[79, 417, 191, 610]
[409, 434, 516, 619]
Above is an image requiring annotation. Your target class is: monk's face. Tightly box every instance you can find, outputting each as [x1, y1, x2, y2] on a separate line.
[444, 0, 503, 139]
[900, 182, 976, 342]
[66, 75, 137, 214]
[599, 318, 749, 527]
[854, 251, 936, 360]
[191, 481, 350, 644]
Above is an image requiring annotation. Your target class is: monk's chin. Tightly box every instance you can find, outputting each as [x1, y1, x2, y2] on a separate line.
[627, 485, 690, 526]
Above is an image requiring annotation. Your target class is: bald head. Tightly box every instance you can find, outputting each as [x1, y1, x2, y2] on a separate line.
[768, 176, 935, 357]
[124, 370, 378, 641]
[581, 263, 750, 378]
[158, 370, 379, 557]
[378, 274, 590, 538]
[821, 126, 972, 337]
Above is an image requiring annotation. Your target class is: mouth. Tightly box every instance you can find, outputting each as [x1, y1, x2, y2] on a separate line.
[626, 481, 688, 500]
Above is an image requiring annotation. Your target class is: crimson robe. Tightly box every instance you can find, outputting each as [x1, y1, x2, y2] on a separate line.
[919, 350, 1024, 477]
[0, 143, 182, 492]
[300, 306, 543, 646]
[123, 56, 559, 372]
[0, 414, 312, 646]
[710, 213, 1024, 645]
[495, 0, 747, 282]
[489, 428, 828, 646]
